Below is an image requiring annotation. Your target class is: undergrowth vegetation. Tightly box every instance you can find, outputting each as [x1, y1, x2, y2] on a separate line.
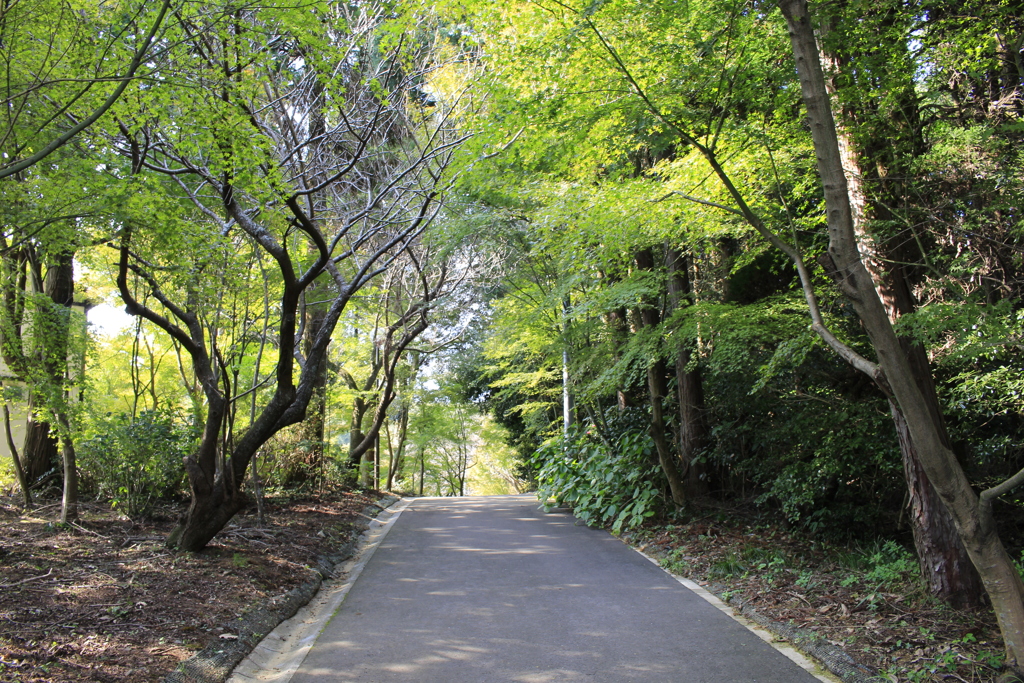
[632, 515, 1009, 682]
[78, 410, 194, 517]
[533, 410, 664, 532]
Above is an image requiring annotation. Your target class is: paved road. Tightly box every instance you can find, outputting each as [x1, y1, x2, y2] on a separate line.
[289, 495, 825, 683]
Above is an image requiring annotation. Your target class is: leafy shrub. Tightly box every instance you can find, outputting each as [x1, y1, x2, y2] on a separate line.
[78, 410, 194, 517]
[532, 412, 665, 532]
[838, 539, 919, 590]
[863, 540, 918, 588]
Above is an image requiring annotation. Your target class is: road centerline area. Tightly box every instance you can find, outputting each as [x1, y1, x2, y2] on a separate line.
[276, 494, 830, 683]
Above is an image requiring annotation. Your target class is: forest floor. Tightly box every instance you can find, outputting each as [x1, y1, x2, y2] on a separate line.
[0, 489, 381, 683]
[0, 492, 1011, 683]
[626, 511, 1008, 683]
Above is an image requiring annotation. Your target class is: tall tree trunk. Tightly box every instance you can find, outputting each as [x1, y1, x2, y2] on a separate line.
[635, 248, 687, 506]
[373, 430, 381, 490]
[891, 400, 981, 607]
[607, 306, 630, 411]
[561, 296, 576, 435]
[359, 438, 376, 488]
[57, 413, 78, 523]
[385, 351, 419, 491]
[888, 304, 984, 607]
[599, 269, 634, 411]
[301, 350, 327, 484]
[818, 13, 984, 608]
[647, 359, 685, 506]
[779, 2, 1024, 671]
[299, 233, 331, 483]
[665, 246, 708, 499]
[419, 443, 425, 496]
[40, 252, 77, 522]
[349, 396, 367, 472]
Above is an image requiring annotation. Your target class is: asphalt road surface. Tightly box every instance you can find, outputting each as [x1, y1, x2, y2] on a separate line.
[289, 494, 825, 682]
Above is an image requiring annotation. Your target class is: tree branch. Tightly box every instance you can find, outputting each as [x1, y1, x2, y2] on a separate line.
[0, 0, 173, 179]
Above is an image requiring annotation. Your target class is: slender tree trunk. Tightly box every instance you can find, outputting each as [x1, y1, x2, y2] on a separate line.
[349, 397, 367, 472]
[561, 296, 575, 435]
[562, 348, 575, 434]
[41, 252, 77, 522]
[3, 397, 32, 509]
[303, 385, 327, 482]
[635, 248, 687, 506]
[387, 351, 418, 490]
[608, 305, 630, 411]
[419, 444, 425, 496]
[373, 431, 381, 490]
[57, 413, 78, 523]
[647, 359, 685, 506]
[779, 2, 1024, 671]
[249, 259, 271, 526]
[599, 270, 632, 411]
[360, 441, 376, 489]
[250, 450, 266, 527]
[386, 403, 409, 490]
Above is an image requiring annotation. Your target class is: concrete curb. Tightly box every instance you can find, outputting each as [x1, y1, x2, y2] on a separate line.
[225, 496, 409, 683]
[162, 495, 401, 683]
[728, 590, 885, 683]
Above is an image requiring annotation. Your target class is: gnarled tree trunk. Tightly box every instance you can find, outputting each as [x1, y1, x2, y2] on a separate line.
[891, 401, 982, 608]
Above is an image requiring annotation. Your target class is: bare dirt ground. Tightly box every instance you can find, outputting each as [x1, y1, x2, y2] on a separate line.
[0, 490, 380, 683]
[628, 515, 1007, 682]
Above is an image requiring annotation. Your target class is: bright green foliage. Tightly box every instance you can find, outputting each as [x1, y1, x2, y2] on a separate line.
[467, 417, 529, 495]
[861, 541, 919, 590]
[0, 0, 169, 177]
[398, 377, 496, 497]
[445, 0, 1024, 568]
[534, 411, 664, 533]
[895, 297, 1024, 504]
[835, 540, 921, 593]
[901, 301, 1024, 422]
[84, 322, 192, 415]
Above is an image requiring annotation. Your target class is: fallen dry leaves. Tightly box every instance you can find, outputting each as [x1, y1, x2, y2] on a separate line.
[0, 490, 379, 682]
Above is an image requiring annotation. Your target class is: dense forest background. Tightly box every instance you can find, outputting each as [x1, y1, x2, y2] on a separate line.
[1, 0, 1023, 678]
